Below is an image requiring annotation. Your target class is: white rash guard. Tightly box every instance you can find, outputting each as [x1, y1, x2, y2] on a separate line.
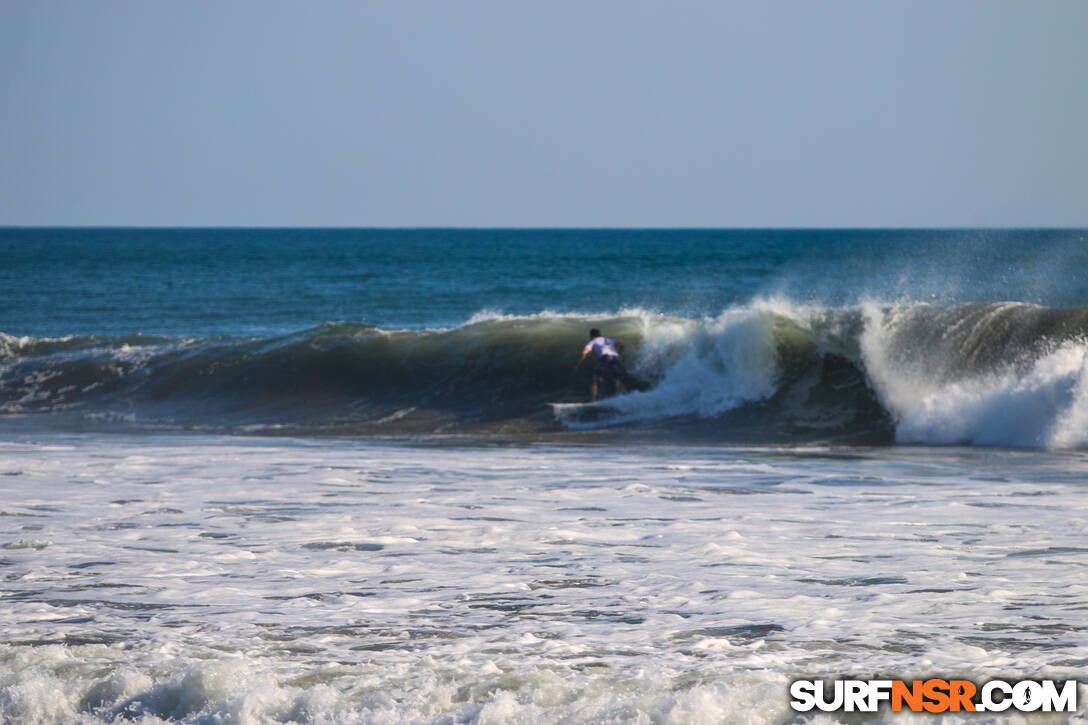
[584, 336, 619, 358]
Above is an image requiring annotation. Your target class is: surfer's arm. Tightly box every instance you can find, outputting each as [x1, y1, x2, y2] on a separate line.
[574, 345, 591, 371]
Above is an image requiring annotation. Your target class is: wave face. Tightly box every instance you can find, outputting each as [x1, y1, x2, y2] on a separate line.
[3, 301, 1088, 447]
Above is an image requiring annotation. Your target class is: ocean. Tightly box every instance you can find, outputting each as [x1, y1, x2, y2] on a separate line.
[2, 228, 1088, 723]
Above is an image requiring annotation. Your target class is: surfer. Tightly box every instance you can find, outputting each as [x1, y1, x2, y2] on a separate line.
[574, 328, 629, 402]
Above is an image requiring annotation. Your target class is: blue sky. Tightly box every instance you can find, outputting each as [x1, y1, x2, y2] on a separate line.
[2, 1, 1085, 227]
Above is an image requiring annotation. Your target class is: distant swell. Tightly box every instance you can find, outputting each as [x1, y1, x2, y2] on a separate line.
[3, 302, 1088, 448]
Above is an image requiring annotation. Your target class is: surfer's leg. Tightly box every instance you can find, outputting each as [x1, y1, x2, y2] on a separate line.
[590, 376, 600, 402]
[614, 361, 629, 394]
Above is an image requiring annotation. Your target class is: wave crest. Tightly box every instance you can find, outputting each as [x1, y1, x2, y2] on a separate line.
[3, 302, 1088, 448]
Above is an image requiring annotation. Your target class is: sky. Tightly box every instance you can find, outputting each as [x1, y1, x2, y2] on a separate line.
[2, 1, 1085, 228]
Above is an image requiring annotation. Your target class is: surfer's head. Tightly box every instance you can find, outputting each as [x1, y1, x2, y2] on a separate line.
[589, 328, 601, 340]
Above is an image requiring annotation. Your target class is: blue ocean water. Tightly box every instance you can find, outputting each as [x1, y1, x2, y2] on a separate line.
[2, 228, 1085, 337]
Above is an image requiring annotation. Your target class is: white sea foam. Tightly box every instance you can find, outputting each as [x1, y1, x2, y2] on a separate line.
[555, 299, 1088, 450]
[463, 306, 667, 326]
[2, 434, 1087, 723]
[861, 302, 1088, 449]
[557, 299, 837, 428]
[1050, 358, 1088, 449]
[0, 332, 34, 359]
[600, 307, 781, 422]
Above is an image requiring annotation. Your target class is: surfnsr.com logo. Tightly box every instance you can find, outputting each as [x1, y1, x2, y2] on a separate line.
[790, 679, 1078, 714]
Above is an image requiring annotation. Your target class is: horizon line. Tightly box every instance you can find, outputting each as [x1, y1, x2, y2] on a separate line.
[3, 225, 1086, 232]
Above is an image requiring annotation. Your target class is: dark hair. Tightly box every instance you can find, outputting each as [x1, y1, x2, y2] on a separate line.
[589, 328, 601, 339]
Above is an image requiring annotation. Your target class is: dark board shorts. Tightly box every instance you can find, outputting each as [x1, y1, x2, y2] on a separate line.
[594, 355, 625, 381]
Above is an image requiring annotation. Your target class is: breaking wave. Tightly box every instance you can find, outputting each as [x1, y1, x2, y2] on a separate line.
[3, 301, 1088, 448]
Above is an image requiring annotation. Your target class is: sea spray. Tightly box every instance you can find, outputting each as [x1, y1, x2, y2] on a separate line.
[860, 302, 1088, 448]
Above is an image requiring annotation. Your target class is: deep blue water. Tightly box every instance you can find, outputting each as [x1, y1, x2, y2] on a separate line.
[2, 228, 1085, 337]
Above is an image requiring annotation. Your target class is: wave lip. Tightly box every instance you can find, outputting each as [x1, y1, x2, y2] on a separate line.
[3, 301, 1088, 448]
[860, 302, 1088, 449]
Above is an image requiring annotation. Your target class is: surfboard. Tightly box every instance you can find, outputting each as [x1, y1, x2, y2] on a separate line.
[548, 401, 611, 424]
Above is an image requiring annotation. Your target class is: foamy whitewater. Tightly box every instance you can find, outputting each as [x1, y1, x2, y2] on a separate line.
[4, 436, 1088, 724]
[3, 228, 1088, 723]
